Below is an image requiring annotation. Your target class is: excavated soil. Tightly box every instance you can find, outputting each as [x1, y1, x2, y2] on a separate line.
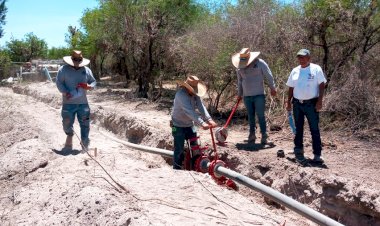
[1, 81, 380, 226]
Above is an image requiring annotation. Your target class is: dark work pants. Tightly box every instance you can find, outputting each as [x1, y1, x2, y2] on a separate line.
[292, 98, 322, 157]
[172, 126, 197, 170]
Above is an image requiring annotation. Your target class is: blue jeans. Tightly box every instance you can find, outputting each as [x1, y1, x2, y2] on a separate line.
[243, 95, 266, 135]
[292, 98, 322, 157]
[172, 126, 197, 170]
[61, 104, 91, 145]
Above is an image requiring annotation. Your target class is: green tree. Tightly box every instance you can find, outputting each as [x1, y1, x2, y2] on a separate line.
[65, 25, 82, 49]
[0, 0, 7, 39]
[81, 0, 206, 98]
[303, 0, 380, 82]
[48, 47, 70, 60]
[0, 49, 11, 80]
[6, 33, 48, 62]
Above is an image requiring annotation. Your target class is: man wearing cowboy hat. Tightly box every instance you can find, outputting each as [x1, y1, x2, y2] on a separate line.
[232, 48, 277, 144]
[56, 50, 96, 152]
[171, 75, 217, 170]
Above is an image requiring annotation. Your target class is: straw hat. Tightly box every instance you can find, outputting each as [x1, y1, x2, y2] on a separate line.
[178, 75, 207, 97]
[63, 50, 90, 67]
[231, 48, 260, 69]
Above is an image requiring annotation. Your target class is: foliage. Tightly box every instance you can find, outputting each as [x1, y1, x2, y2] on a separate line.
[81, 0, 207, 98]
[0, 0, 6, 39]
[302, 0, 380, 83]
[65, 26, 83, 49]
[47, 47, 71, 60]
[0, 49, 11, 80]
[72, 0, 380, 134]
[5, 33, 48, 62]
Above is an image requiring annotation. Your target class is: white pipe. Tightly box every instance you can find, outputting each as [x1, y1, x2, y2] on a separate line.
[100, 130, 173, 158]
[214, 166, 344, 226]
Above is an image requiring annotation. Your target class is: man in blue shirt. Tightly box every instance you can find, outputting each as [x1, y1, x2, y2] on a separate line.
[232, 48, 277, 145]
[171, 76, 217, 169]
[56, 50, 96, 152]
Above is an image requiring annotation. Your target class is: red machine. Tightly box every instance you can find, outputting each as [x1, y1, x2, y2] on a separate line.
[183, 129, 237, 190]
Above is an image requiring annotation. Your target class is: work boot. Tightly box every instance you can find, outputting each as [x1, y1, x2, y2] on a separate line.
[247, 133, 256, 143]
[261, 133, 269, 145]
[313, 155, 324, 164]
[295, 155, 308, 166]
[81, 140, 89, 153]
[64, 135, 73, 149]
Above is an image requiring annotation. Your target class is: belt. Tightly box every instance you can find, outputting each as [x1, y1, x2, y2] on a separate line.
[293, 98, 316, 104]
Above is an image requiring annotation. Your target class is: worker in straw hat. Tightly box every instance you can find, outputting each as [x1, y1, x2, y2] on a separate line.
[232, 48, 277, 144]
[56, 50, 96, 152]
[171, 75, 217, 170]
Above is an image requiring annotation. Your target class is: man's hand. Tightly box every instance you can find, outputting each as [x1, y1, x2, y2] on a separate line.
[65, 92, 72, 99]
[286, 101, 292, 111]
[77, 83, 92, 90]
[270, 88, 277, 97]
[315, 100, 322, 112]
[207, 119, 217, 128]
[201, 122, 210, 130]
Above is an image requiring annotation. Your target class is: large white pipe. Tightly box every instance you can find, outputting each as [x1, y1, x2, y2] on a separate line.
[101, 130, 173, 158]
[100, 130, 343, 226]
[214, 165, 344, 226]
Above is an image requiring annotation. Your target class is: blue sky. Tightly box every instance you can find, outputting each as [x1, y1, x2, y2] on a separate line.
[0, 0, 99, 48]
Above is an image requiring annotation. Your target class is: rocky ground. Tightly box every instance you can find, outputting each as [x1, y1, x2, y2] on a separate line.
[0, 81, 379, 226]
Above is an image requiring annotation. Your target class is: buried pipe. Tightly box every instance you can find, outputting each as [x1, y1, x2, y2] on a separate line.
[212, 165, 344, 226]
[100, 130, 343, 226]
[100, 130, 173, 158]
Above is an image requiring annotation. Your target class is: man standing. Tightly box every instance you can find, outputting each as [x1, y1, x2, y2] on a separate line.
[171, 75, 217, 170]
[286, 49, 327, 164]
[232, 48, 277, 144]
[56, 50, 96, 151]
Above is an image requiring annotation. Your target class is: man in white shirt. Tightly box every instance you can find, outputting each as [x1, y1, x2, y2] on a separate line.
[286, 49, 326, 165]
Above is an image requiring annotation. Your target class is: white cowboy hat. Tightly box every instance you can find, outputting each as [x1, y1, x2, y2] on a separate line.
[63, 50, 90, 67]
[231, 48, 260, 69]
[178, 75, 207, 97]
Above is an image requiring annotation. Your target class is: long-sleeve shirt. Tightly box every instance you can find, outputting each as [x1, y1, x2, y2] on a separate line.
[56, 65, 96, 104]
[237, 58, 276, 97]
[171, 88, 211, 127]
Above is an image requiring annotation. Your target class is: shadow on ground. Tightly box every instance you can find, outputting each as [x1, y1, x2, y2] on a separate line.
[286, 156, 329, 169]
[52, 148, 82, 156]
[235, 142, 276, 151]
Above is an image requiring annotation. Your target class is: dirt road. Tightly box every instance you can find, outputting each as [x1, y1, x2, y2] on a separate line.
[1, 82, 380, 225]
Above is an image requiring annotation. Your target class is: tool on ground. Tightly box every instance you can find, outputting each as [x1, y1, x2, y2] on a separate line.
[288, 111, 296, 134]
[215, 98, 241, 144]
[277, 149, 285, 158]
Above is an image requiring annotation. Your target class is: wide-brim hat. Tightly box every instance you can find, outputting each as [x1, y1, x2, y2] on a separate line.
[178, 75, 207, 97]
[231, 48, 260, 69]
[63, 50, 90, 67]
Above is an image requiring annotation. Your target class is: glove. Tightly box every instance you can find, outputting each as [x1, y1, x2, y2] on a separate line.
[77, 83, 91, 90]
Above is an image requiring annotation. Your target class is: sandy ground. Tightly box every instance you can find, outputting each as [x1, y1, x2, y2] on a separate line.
[1, 81, 380, 226]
